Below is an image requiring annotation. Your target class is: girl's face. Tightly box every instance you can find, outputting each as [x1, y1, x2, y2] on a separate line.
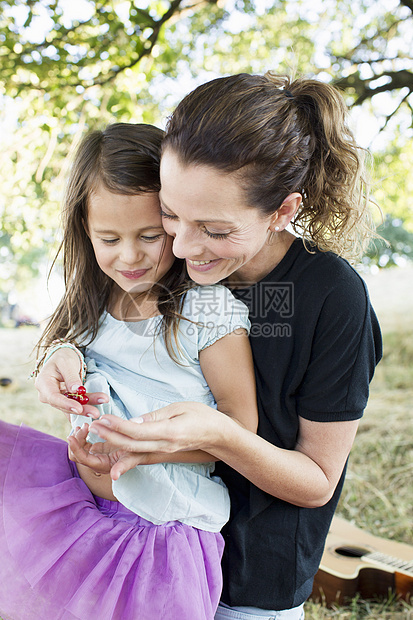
[87, 186, 175, 299]
[159, 149, 274, 285]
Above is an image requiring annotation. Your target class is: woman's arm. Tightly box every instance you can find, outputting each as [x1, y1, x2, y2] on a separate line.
[88, 405, 358, 507]
[209, 413, 359, 507]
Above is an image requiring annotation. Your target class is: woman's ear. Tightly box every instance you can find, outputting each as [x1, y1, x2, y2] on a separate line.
[269, 193, 302, 232]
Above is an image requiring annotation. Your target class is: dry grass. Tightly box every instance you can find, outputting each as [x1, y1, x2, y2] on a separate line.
[0, 265, 412, 618]
[0, 327, 69, 439]
[305, 597, 413, 619]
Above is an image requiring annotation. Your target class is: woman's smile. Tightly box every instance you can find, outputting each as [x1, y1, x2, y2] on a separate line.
[186, 258, 222, 271]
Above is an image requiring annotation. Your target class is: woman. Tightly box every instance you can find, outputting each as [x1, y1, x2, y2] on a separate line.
[36, 72, 382, 619]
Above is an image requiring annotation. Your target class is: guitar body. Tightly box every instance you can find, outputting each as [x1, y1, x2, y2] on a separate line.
[310, 516, 413, 606]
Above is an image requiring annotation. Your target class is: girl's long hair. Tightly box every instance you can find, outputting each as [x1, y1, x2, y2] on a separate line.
[37, 123, 189, 365]
[163, 72, 377, 261]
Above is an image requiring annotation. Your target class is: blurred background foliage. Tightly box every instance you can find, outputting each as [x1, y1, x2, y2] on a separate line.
[0, 0, 413, 319]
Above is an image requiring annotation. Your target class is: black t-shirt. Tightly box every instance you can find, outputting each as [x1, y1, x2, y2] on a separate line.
[216, 238, 382, 610]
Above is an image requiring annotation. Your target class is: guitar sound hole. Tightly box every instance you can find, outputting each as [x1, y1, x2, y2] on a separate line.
[336, 545, 369, 558]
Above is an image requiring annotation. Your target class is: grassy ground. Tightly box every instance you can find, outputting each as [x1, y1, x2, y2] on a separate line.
[0, 266, 412, 618]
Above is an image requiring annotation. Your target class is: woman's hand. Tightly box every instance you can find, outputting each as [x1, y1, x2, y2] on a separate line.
[89, 402, 226, 452]
[35, 348, 108, 419]
[88, 403, 231, 479]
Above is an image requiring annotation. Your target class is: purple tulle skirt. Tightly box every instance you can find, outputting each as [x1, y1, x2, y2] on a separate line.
[0, 421, 224, 620]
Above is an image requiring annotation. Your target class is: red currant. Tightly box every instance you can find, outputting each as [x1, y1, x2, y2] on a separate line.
[64, 386, 89, 405]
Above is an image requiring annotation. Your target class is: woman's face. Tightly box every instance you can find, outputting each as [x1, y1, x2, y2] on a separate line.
[159, 149, 274, 285]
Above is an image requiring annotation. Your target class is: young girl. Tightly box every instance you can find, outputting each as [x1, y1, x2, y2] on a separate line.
[0, 123, 258, 620]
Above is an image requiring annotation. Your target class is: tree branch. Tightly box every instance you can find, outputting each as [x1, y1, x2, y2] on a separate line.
[4, 0, 116, 68]
[333, 14, 411, 62]
[379, 90, 413, 133]
[92, 0, 185, 88]
[334, 69, 413, 106]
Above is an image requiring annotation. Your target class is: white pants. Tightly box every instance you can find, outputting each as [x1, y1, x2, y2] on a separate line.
[215, 601, 305, 620]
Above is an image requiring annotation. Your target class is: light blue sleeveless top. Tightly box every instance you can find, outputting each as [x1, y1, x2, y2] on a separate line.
[71, 285, 250, 532]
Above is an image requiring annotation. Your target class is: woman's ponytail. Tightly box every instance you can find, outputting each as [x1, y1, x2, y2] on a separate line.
[164, 71, 377, 262]
[276, 74, 374, 260]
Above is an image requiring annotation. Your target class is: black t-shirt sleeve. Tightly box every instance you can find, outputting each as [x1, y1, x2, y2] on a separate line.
[296, 271, 382, 422]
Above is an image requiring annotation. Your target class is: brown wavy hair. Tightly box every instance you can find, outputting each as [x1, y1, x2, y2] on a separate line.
[163, 72, 376, 261]
[37, 123, 189, 365]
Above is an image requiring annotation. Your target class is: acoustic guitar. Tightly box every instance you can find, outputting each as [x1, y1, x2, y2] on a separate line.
[311, 516, 413, 606]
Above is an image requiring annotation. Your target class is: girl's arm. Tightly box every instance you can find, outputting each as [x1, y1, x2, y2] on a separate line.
[198, 328, 258, 433]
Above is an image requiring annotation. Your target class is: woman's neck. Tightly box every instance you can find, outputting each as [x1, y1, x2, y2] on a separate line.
[227, 231, 297, 288]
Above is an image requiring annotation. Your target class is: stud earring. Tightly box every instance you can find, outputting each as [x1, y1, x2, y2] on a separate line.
[275, 226, 280, 231]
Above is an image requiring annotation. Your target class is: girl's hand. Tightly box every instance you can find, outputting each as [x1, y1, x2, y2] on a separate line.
[67, 424, 168, 480]
[67, 424, 112, 473]
[35, 348, 108, 419]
